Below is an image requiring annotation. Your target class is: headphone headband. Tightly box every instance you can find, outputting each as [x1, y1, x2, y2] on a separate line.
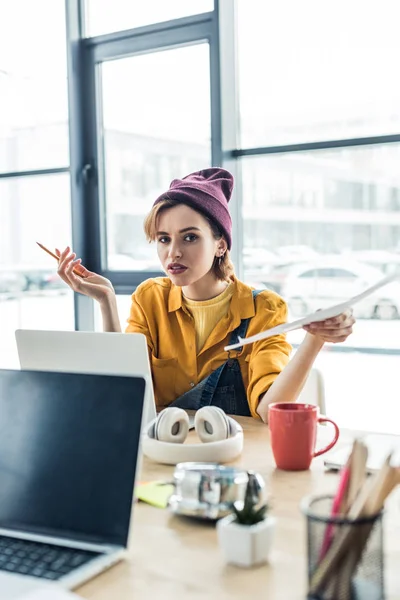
[142, 415, 243, 465]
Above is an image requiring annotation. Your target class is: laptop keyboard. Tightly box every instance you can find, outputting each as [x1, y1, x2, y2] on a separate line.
[0, 535, 101, 580]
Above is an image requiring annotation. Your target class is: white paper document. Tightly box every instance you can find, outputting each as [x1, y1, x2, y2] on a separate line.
[224, 271, 400, 352]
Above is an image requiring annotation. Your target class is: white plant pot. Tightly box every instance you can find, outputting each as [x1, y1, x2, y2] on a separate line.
[217, 513, 276, 567]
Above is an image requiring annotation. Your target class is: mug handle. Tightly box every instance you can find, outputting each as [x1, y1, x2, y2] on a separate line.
[313, 417, 340, 458]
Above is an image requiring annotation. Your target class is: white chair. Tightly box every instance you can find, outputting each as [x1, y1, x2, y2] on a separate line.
[297, 368, 326, 414]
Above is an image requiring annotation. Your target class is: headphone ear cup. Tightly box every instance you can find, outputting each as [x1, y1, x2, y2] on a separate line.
[154, 408, 189, 444]
[194, 406, 231, 443]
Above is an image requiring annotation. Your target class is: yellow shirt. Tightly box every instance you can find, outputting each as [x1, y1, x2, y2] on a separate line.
[125, 275, 292, 419]
[183, 284, 234, 353]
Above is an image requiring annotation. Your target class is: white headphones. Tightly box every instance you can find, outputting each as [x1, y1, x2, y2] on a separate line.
[142, 406, 244, 465]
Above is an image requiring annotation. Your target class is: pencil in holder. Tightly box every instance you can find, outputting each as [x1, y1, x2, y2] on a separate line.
[301, 494, 384, 600]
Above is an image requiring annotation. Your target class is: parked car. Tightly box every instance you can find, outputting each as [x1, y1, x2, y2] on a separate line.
[245, 262, 298, 294]
[345, 250, 400, 276]
[36, 271, 65, 290]
[243, 248, 278, 271]
[275, 245, 319, 262]
[21, 267, 63, 291]
[281, 258, 400, 320]
[0, 270, 27, 295]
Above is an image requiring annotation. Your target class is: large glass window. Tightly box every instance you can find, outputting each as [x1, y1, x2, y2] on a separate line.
[85, 0, 214, 37]
[241, 145, 400, 433]
[0, 174, 74, 368]
[100, 44, 211, 271]
[237, 0, 400, 147]
[2, 0, 396, 432]
[242, 144, 400, 308]
[0, 0, 69, 173]
[0, 1, 73, 369]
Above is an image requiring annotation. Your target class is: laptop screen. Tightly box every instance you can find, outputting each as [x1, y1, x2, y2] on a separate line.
[0, 369, 145, 547]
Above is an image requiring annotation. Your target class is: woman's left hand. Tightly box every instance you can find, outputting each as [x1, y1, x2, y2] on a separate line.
[303, 309, 355, 343]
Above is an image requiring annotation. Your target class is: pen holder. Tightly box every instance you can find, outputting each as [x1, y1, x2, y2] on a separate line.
[302, 495, 384, 600]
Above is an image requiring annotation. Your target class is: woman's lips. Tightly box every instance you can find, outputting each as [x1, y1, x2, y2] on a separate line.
[167, 264, 187, 275]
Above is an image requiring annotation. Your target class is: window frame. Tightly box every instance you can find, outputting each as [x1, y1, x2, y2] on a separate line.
[66, 3, 229, 297]
[65, 0, 400, 354]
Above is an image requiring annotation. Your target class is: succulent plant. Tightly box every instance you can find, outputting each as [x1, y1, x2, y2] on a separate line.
[232, 470, 268, 525]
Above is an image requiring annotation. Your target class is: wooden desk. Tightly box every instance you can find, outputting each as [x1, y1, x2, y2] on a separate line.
[77, 417, 400, 600]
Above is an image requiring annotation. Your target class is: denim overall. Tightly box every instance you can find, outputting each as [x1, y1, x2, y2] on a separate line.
[170, 291, 261, 417]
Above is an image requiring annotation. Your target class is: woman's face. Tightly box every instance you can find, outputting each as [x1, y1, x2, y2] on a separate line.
[156, 204, 226, 287]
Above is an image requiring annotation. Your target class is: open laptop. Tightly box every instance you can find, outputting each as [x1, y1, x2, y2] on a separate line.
[324, 433, 400, 473]
[15, 330, 156, 426]
[0, 368, 146, 599]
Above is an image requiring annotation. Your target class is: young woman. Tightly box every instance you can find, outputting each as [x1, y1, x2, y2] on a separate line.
[56, 167, 354, 422]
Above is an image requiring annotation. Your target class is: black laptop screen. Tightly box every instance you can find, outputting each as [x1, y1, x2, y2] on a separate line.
[0, 369, 145, 547]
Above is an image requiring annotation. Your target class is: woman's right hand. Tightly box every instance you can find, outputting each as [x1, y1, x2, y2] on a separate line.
[56, 247, 115, 304]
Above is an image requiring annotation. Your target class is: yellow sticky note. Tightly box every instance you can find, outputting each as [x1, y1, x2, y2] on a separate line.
[135, 481, 174, 508]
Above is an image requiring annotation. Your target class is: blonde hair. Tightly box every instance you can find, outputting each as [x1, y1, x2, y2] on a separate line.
[143, 198, 234, 281]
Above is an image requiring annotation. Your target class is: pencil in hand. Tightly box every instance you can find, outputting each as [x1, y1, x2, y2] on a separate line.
[36, 242, 86, 277]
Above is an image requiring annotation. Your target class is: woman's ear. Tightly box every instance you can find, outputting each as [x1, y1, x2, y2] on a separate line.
[217, 240, 228, 256]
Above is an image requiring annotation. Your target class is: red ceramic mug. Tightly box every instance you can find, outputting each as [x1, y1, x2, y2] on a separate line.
[268, 403, 340, 471]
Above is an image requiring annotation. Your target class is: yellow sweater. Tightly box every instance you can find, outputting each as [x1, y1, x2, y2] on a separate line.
[183, 284, 234, 353]
[126, 275, 291, 418]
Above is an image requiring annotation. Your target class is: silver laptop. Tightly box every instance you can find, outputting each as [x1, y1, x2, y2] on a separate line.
[324, 433, 400, 473]
[15, 330, 156, 426]
[0, 369, 146, 598]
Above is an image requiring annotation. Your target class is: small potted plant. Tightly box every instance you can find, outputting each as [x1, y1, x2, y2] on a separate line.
[217, 471, 275, 567]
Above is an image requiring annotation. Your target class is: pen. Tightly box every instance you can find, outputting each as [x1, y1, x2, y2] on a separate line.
[36, 242, 85, 277]
[318, 465, 351, 561]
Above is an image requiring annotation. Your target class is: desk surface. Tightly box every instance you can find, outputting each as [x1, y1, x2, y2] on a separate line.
[77, 418, 400, 600]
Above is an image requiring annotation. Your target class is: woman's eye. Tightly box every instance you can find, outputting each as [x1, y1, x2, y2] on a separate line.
[158, 236, 170, 244]
[184, 234, 198, 242]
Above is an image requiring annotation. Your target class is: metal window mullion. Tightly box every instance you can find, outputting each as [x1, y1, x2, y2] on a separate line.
[209, 6, 222, 167]
[66, 0, 96, 331]
[0, 167, 69, 179]
[90, 21, 213, 62]
[230, 133, 400, 158]
[215, 0, 243, 278]
[81, 13, 216, 298]
[84, 11, 214, 48]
